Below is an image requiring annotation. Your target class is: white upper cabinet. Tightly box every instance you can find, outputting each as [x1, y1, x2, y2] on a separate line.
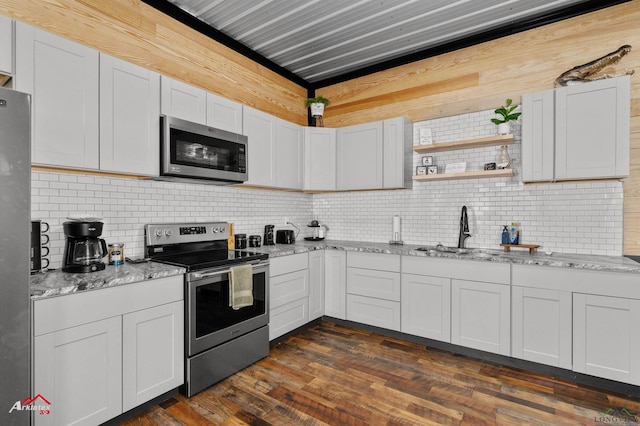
[206, 92, 243, 134]
[0, 16, 13, 75]
[160, 76, 207, 125]
[276, 118, 303, 190]
[337, 121, 383, 190]
[16, 21, 99, 169]
[243, 106, 277, 187]
[522, 76, 630, 182]
[304, 127, 337, 191]
[555, 77, 630, 180]
[242, 106, 303, 189]
[521, 89, 555, 182]
[100, 54, 160, 176]
[383, 117, 412, 189]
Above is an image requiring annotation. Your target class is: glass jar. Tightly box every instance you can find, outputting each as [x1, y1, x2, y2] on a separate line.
[497, 145, 511, 169]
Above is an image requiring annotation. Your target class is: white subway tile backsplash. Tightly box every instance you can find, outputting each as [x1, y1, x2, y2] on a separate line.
[31, 172, 313, 270]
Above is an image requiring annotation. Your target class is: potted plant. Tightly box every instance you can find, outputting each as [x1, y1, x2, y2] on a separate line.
[491, 98, 521, 135]
[305, 95, 330, 118]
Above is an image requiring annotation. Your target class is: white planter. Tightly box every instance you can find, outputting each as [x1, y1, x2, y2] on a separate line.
[497, 122, 511, 135]
[310, 103, 325, 117]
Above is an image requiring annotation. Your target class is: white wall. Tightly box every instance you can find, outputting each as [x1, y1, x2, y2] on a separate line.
[32, 108, 624, 269]
[313, 109, 623, 256]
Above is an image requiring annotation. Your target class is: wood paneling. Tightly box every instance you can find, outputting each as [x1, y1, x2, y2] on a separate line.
[1, 0, 307, 125]
[121, 321, 640, 425]
[319, 1, 640, 254]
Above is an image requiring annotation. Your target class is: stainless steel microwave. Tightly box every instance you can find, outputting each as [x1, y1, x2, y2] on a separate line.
[160, 116, 248, 184]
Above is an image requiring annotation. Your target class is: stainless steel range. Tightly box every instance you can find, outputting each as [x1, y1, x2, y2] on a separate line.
[145, 222, 269, 397]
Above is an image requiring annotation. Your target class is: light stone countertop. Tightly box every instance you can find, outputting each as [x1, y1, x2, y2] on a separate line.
[253, 239, 640, 274]
[30, 261, 186, 300]
[31, 240, 640, 301]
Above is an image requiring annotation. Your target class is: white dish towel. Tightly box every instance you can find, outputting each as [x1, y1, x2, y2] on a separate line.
[229, 264, 254, 310]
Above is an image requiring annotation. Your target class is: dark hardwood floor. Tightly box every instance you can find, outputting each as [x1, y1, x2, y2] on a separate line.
[122, 321, 640, 425]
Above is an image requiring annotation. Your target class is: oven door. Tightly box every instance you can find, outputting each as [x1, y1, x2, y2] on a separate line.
[186, 261, 268, 356]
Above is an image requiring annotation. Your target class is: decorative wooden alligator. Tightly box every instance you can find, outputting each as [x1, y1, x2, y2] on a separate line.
[554, 45, 634, 87]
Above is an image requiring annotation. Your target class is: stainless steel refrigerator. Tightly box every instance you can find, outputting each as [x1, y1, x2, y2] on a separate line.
[0, 87, 31, 425]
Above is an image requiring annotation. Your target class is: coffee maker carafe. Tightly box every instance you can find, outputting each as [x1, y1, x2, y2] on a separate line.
[62, 221, 108, 273]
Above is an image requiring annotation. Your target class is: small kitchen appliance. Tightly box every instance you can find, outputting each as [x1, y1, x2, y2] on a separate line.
[248, 235, 262, 247]
[263, 224, 275, 245]
[305, 220, 328, 241]
[160, 116, 248, 184]
[276, 229, 295, 244]
[145, 222, 269, 397]
[62, 221, 108, 273]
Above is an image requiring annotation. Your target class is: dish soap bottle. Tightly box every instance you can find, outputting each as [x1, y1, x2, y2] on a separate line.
[509, 222, 519, 245]
[501, 225, 509, 244]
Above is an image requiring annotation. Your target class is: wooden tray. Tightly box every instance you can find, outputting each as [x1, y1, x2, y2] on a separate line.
[500, 244, 539, 254]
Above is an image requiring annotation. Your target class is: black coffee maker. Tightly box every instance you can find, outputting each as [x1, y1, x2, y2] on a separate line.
[62, 221, 108, 273]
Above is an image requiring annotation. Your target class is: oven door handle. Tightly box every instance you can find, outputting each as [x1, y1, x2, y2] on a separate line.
[190, 260, 269, 280]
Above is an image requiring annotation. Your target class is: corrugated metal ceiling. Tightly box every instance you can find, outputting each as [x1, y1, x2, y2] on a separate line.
[149, 0, 626, 88]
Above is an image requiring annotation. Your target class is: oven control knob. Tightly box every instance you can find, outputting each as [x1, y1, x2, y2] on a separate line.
[164, 229, 173, 237]
[219, 225, 225, 233]
[155, 229, 163, 238]
[212, 226, 220, 233]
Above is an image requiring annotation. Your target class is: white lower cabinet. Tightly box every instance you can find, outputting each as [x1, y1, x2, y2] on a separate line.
[269, 253, 309, 340]
[34, 317, 122, 426]
[345, 252, 400, 331]
[401, 273, 451, 342]
[32, 276, 183, 426]
[324, 250, 347, 319]
[573, 293, 640, 385]
[451, 279, 510, 356]
[308, 250, 325, 320]
[511, 286, 572, 369]
[122, 301, 183, 411]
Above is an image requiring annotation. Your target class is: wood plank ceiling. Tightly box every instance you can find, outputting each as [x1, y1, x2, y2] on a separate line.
[147, 0, 629, 88]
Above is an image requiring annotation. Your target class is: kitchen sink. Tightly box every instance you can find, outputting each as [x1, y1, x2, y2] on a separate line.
[415, 245, 500, 257]
[415, 245, 472, 254]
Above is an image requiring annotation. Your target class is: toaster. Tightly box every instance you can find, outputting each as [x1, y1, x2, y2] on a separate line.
[276, 229, 295, 244]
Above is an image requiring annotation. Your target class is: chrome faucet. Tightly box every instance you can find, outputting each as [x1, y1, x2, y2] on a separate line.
[458, 206, 471, 248]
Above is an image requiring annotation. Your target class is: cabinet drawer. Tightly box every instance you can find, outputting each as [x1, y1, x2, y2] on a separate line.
[512, 264, 640, 299]
[270, 252, 309, 277]
[346, 294, 400, 331]
[34, 276, 183, 336]
[270, 269, 309, 309]
[347, 267, 400, 301]
[347, 252, 400, 272]
[402, 255, 509, 284]
[270, 298, 309, 340]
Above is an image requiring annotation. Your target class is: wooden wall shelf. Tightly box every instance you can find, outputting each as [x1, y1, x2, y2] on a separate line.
[413, 134, 514, 153]
[413, 168, 514, 182]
